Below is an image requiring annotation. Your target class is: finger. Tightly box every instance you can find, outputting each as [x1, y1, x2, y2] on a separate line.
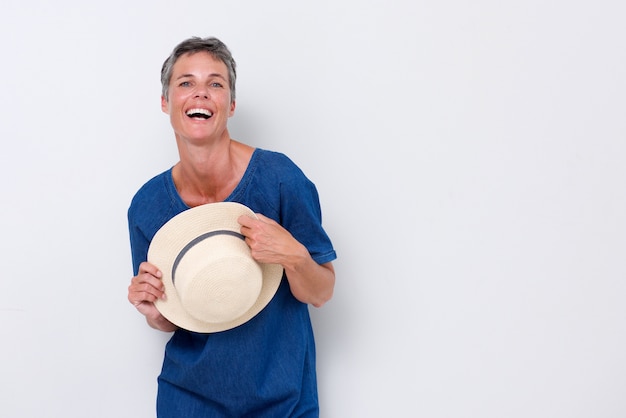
[128, 281, 165, 305]
[254, 213, 276, 225]
[237, 214, 257, 229]
[130, 270, 164, 290]
[138, 261, 162, 278]
[129, 268, 166, 305]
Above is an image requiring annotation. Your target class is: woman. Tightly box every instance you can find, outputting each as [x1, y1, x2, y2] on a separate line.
[127, 36, 336, 417]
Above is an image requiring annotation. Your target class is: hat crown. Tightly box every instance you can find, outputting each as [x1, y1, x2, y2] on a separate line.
[174, 231, 263, 324]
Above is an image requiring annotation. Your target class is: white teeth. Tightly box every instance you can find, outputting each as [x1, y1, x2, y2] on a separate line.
[186, 108, 212, 117]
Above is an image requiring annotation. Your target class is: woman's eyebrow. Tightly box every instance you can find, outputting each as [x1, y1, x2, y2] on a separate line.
[175, 73, 227, 80]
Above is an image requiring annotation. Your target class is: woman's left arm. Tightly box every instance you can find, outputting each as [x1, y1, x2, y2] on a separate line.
[238, 213, 335, 307]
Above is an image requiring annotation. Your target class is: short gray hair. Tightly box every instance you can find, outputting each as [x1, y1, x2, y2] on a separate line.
[160, 36, 237, 102]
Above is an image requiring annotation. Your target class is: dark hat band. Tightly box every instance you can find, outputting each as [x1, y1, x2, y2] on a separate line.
[171, 230, 245, 285]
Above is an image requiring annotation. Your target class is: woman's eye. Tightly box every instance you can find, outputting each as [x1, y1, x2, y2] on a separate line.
[211, 82, 223, 88]
[179, 81, 191, 87]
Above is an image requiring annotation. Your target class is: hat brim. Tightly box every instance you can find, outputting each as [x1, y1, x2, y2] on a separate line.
[148, 202, 284, 333]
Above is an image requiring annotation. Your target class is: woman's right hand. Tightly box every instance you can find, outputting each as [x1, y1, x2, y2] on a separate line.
[128, 261, 177, 332]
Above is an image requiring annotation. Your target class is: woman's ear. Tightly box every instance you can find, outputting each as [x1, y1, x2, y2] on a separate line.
[161, 95, 169, 114]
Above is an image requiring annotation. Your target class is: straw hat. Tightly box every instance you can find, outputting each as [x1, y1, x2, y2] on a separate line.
[148, 202, 284, 333]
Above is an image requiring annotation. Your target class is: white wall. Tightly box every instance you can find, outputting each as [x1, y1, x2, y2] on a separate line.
[1, 1, 625, 417]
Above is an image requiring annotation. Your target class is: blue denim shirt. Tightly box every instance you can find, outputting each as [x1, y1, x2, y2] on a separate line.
[128, 148, 336, 417]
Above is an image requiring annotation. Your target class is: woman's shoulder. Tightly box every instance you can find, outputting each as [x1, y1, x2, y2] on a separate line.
[128, 168, 174, 215]
[253, 148, 305, 176]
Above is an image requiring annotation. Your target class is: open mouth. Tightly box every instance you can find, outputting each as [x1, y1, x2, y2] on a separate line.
[186, 108, 213, 120]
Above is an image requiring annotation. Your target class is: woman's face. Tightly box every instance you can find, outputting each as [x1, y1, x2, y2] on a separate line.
[161, 51, 235, 143]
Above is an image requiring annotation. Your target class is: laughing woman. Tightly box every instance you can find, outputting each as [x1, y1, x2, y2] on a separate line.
[126, 36, 336, 418]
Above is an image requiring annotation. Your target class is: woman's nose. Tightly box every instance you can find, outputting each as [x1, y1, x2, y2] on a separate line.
[194, 86, 209, 99]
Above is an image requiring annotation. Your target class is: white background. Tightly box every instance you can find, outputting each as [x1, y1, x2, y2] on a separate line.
[1, 1, 625, 417]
